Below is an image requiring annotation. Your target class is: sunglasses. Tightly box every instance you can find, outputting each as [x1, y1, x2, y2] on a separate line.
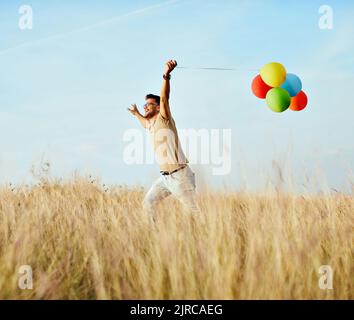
[144, 103, 158, 108]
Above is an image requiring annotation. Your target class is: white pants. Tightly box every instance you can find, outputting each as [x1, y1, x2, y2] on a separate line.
[143, 166, 199, 214]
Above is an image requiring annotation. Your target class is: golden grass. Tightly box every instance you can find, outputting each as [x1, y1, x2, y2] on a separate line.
[0, 177, 353, 300]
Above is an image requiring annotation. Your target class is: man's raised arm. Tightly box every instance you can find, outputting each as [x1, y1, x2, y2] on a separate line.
[160, 60, 177, 120]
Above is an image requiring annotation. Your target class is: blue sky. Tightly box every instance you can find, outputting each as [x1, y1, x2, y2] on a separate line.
[0, 0, 353, 193]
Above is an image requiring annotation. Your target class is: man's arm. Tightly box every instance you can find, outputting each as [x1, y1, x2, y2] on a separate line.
[160, 60, 177, 120]
[127, 104, 148, 128]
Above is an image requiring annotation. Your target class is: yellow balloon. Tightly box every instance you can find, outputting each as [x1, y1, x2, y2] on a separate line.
[260, 62, 287, 87]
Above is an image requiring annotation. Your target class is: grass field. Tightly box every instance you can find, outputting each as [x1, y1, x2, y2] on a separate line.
[0, 177, 352, 299]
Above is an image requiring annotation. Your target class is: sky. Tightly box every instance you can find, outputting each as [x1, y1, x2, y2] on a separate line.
[0, 0, 353, 193]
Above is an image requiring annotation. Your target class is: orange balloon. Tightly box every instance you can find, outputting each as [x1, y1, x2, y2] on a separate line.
[290, 91, 308, 111]
[251, 74, 273, 99]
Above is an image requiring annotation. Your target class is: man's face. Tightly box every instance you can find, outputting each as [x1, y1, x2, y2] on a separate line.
[144, 98, 160, 119]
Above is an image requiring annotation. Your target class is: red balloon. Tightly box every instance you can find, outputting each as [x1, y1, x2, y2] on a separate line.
[252, 74, 273, 99]
[290, 91, 308, 111]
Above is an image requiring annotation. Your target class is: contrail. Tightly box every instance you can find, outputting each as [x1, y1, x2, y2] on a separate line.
[0, 0, 181, 56]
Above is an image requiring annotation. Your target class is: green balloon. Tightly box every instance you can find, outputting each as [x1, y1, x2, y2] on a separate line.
[266, 88, 291, 113]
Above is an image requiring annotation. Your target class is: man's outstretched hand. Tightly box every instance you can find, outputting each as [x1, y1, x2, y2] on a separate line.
[128, 104, 139, 116]
[128, 104, 148, 128]
[164, 60, 178, 76]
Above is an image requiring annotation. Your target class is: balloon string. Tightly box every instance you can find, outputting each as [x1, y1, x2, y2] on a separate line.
[177, 66, 259, 72]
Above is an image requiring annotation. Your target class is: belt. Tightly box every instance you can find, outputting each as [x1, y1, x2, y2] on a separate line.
[160, 165, 187, 176]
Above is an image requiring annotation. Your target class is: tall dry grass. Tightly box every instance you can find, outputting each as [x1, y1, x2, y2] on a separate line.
[0, 176, 353, 299]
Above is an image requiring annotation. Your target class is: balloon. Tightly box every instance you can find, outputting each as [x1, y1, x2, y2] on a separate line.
[251, 75, 273, 99]
[289, 91, 308, 111]
[260, 62, 287, 87]
[266, 88, 291, 113]
[281, 73, 302, 97]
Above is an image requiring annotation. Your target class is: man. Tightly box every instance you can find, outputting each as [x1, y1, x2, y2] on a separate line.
[128, 60, 199, 215]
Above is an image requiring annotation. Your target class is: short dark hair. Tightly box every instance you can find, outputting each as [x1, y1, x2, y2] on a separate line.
[145, 94, 160, 105]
